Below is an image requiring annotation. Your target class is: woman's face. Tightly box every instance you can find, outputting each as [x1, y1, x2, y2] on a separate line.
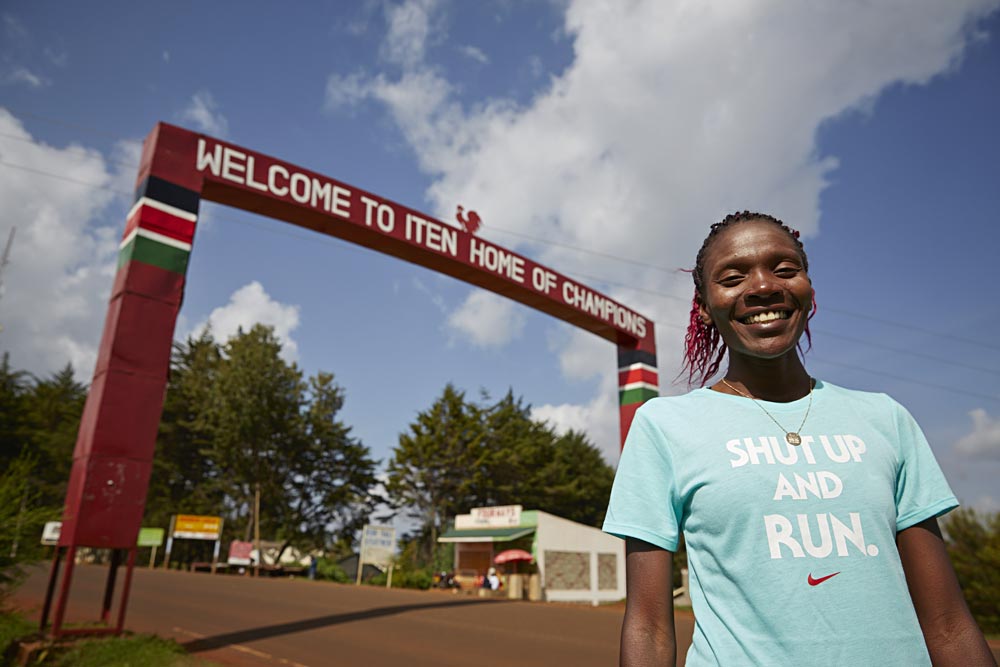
[697, 219, 812, 363]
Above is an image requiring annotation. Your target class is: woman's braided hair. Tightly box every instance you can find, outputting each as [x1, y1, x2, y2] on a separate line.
[682, 211, 816, 386]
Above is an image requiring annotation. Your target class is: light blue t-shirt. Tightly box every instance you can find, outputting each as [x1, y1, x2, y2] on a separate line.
[603, 381, 958, 667]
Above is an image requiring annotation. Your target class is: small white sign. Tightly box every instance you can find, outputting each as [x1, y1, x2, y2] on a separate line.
[41, 521, 61, 545]
[470, 505, 522, 527]
[359, 524, 396, 569]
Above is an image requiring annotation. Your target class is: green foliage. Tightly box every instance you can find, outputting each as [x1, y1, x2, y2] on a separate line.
[385, 384, 487, 562]
[20, 365, 87, 509]
[0, 609, 35, 657]
[0, 354, 85, 539]
[385, 385, 616, 567]
[50, 633, 211, 667]
[942, 508, 1000, 634]
[369, 565, 433, 590]
[315, 557, 350, 583]
[1, 609, 218, 666]
[145, 333, 224, 533]
[1, 453, 58, 605]
[147, 325, 379, 561]
[0, 353, 30, 471]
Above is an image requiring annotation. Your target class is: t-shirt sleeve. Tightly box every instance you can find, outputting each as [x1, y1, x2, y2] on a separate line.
[602, 405, 682, 551]
[890, 397, 959, 532]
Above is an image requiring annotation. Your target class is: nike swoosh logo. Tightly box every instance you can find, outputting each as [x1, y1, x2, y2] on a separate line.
[808, 572, 840, 586]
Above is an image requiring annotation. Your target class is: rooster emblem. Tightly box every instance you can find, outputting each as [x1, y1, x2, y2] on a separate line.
[456, 205, 482, 235]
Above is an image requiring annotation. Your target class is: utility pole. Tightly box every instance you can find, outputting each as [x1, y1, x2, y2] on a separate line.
[0, 227, 15, 333]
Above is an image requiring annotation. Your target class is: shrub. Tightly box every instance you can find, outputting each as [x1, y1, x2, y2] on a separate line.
[315, 558, 350, 583]
[369, 566, 433, 590]
[1, 453, 57, 607]
[942, 508, 1000, 634]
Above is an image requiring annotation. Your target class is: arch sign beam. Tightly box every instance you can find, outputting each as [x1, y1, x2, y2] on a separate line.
[43, 122, 657, 635]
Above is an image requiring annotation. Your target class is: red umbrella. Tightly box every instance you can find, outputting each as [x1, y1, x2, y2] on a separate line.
[494, 549, 533, 564]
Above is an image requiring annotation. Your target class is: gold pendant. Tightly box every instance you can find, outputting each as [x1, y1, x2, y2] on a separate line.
[786, 432, 802, 446]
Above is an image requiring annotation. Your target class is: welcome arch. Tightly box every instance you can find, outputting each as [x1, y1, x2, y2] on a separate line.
[43, 122, 658, 635]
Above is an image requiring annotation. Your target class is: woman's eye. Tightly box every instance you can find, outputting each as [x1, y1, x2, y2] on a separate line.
[775, 266, 800, 277]
[719, 275, 743, 286]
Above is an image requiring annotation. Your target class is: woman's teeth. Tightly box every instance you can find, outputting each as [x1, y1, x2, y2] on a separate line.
[743, 311, 789, 324]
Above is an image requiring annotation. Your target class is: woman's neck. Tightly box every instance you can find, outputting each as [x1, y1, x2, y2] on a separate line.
[716, 353, 812, 402]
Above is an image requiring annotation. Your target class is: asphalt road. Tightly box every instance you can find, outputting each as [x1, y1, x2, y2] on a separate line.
[13, 564, 696, 667]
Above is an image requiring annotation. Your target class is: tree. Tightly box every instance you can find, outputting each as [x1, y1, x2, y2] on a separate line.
[145, 332, 225, 530]
[942, 508, 1000, 633]
[146, 324, 378, 561]
[480, 390, 615, 526]
[385, 384, 487, 564]
[273, 371, 380, 553]
[479, 390, 555, 509]
[1, 453, 57, 605]
[0, 357, 84, 536]
[0, 353, 29, 470]
[386, 385, 618, 568]
[21, 364, 87, 508]
[535, 429, 615, 527]
[202, 324, 306, 546]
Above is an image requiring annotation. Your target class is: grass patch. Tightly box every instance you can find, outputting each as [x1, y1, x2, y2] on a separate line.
[0, 610, 217, 666]
[0, 611, 35, 657]
[48, 634, 203, 667]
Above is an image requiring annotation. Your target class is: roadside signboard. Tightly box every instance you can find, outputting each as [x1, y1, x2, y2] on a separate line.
[172, 514, 223, 540]
[43, 523, 167, 568]
[357, 524, 396, 586]
[466, 505, 523, 528]
[164, 514, 225, 572]
[137, 527, 164, 547]
[228, 540, 253, 566]
[41, 521, 61, 546]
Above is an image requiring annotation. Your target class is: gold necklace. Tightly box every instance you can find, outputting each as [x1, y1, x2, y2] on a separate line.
[720, 378, 814, 446]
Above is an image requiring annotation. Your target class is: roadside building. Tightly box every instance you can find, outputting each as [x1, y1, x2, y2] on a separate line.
[438, 505, 625, 605]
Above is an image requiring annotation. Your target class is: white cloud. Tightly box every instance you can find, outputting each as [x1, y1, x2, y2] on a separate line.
[3, 14, 28, 41]
[109, 138, 143, 199]
[549, 325, 611, 381]
[532, 372, 621, 464]
[458, 45, 489, 64]
[446, 290, 525, 348]
[189, 281, 301, 363]
[324, 72, 372, 111]
[327, 0, 999, 440]
[177, 90, 229, 137]
[162, 50, 170, 63]
[0, 66, 48, 88]
[43, 47, 67, 67]
[381, 0, 439, 67]
[954, 408, 1000, 459]
[410, 277, 448, 314]
[0, 108, 121, 378]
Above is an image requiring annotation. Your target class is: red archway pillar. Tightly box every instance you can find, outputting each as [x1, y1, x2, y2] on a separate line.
[42, 125, 202, 636]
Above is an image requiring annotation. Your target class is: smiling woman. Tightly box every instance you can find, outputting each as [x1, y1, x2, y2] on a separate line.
[602, 212, 996, 667]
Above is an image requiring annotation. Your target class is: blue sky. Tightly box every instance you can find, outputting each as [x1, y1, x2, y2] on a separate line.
[1, 0, 999, 513]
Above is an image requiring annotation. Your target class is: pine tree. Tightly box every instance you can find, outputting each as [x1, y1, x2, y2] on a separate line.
[386, 384, 487, 563]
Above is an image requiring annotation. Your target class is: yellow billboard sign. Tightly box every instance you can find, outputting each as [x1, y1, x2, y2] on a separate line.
[172, 514, 223, 540]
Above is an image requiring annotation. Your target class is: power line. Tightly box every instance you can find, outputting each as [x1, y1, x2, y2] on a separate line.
[0, 158, 130, 196]
[2, 137, 999, 368]
[0, 130, 143, 172]
[488, 226, 678, 275]
[808, 357, 1000, 403]
[6, 108, 1000, 353]
[3, 154, 994, 403]
[819, 306, 1000, 354]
